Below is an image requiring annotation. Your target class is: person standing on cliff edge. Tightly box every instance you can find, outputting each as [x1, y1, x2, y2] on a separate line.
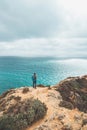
[32, 73, 37, 88]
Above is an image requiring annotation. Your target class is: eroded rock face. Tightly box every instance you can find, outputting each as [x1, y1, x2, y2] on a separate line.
[56, 75, 87, 113]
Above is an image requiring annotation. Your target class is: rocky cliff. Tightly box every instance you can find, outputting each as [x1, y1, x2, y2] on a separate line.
[0, 75, 87, 130]
[56, 75, 87, 113]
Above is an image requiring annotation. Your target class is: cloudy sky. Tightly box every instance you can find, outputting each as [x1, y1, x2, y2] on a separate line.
[0, 0, 87, 57]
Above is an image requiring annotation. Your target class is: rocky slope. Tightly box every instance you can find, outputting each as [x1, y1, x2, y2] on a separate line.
[0, 75, 87, 130]
[56, 75, 87, 113]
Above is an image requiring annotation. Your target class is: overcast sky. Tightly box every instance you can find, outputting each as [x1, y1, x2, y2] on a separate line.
[0, 0, 87, 57]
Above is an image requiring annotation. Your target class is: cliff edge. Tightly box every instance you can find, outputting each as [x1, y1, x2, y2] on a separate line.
[0, 75, 87, 130]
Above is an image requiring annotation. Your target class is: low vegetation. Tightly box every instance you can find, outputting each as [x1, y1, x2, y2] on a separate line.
[22, 87, 29, 93]
[57, 77, 87, 113]
[0, 99, 47, 130]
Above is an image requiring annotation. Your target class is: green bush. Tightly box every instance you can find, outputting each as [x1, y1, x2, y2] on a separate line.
[0, 115, 28, 130]
[0, 99, 47, 130]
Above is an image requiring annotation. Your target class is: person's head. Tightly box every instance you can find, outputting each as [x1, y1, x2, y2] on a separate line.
[34, 73, 36, 75]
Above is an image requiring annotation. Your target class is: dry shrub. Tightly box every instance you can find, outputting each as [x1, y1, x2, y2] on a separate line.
[22, 87, 29, 94]
[0, 99, 47, 130]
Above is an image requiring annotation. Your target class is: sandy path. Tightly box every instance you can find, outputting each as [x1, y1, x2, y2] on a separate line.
[1, 86, 86, 130]
[11, 87, 85, 130]
[23, 87, 61, 130]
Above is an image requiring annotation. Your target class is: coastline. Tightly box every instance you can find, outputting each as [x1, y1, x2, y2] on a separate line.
[0, 75, 87, 130]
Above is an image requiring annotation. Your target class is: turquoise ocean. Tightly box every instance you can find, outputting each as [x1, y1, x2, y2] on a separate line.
[0, 56, 87, 94]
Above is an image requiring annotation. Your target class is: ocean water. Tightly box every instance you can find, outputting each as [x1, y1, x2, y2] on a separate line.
[0, 56, 87, 94]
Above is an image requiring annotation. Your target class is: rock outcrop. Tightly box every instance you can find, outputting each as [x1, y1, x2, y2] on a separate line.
[56, 75, 87, 113]
[0, 75, 87, 130]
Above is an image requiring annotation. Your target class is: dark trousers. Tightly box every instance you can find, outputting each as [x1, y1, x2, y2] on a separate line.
[33, 81, 36, 88]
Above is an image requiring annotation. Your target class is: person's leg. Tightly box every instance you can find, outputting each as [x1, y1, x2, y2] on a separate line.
[33, 81, 34, 88]
[35, 81, 36, 88]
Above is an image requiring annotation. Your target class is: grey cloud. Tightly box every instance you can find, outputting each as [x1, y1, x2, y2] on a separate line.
[0, 0, 87, 41]
[0, 0, 62, 41]
[0, 0, 87, 58]
[0, 38, 87, 58]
